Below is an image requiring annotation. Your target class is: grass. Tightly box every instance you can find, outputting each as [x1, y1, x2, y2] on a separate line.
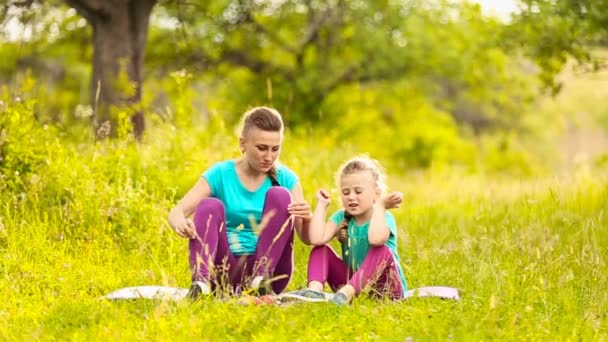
[1, 117, 607, 341]
[1, 72, 608, 340]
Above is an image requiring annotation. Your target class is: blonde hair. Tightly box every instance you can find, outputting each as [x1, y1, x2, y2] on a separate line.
[335, 156, 387, 243]
[337, 156, 387, 193]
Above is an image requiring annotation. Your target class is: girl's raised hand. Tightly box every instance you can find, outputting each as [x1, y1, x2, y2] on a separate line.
[383, 191, 404, 209]
[316, 189, 331, 206]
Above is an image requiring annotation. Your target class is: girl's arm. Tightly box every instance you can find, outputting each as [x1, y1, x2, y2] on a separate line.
[384, 192, 404, 209]
[168, 178, 212, 239]
[368, 192, 403, 245]
[368, 201, 391, 246]
[308, 190, 341, 246]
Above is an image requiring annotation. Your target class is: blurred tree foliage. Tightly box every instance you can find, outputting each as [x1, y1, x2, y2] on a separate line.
[0, 0, 605, 169]
[148, 0, 539, 132]
[0, 1, 536, 128]
[508, 0, 608, 94]
[1, 0, 156, 139]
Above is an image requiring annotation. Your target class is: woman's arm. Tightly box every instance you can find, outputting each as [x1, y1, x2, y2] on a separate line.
[167, 177, 211, 238]
[289, 181, 313, 244]
[308, 190, 341, 246]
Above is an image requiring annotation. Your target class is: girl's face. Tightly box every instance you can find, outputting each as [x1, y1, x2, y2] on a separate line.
[340, 170, 380, 217]
[240, 127, 282, 173]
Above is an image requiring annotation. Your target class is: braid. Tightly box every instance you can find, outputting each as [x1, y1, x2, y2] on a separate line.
[268, 165, 280, 187]
[336, 212, 351, 243]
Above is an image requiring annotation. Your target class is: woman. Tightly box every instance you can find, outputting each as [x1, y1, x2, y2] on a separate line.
[167, 106, 311, 299]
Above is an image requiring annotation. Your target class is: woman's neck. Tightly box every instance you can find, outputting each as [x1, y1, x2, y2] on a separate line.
[236, 158, 266, 178]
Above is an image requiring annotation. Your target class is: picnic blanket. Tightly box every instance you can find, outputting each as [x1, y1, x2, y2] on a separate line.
[100, 285, 460, 303]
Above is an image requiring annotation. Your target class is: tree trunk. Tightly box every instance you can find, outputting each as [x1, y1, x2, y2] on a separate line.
[65, 0, 157, 140]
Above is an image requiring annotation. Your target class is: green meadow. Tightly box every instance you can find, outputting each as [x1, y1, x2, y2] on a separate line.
[2, 1, 608, 340]
[1, 74, 607, 340]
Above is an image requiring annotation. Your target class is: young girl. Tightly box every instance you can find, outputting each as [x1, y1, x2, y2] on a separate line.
[300, 156, 407, 305]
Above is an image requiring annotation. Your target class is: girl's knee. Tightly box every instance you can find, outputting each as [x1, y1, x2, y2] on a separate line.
[265, 186, 292, 204]
[366, 245, 393, 260]
[370, 245, 391, 253]
[309, 244, 333, 257]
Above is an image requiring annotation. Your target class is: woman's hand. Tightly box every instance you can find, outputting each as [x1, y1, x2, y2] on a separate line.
[167, 178, 211, 239]
[383, 191, 404, 209]
[288, 200, 312, 221]
[169, 210, 195, 239]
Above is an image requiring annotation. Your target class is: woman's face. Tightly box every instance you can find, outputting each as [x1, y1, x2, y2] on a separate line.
[240, 127, 282, 173]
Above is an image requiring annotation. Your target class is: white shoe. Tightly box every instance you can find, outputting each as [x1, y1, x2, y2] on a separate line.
[250, 275, 271, 295]
[188, 281, 211, 300]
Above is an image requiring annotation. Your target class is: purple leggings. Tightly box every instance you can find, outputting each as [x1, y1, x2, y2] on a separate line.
[307, 244, 404, 299]
[189, 187, 294, 294]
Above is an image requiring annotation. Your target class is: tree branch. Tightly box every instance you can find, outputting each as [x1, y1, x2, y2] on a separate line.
[319, 63, 410, 99]
[241, 10, 298, 55]
[10, 0, 35, 7]
[295, 1, 346, 67]
[298, 4, 333, 50]
[178, 47, 293, 79]
[63, 0, 109, 23]
[128, 0, 157, 82]
[128, 0, 157, 50]
[220, 48, 293, 76]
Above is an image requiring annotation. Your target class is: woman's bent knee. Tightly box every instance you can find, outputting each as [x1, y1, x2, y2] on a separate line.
[195, 197, 225, 214]
[265, 186, 292, 203]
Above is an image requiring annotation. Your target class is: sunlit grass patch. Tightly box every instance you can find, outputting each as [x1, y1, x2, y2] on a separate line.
[1, 92, 607, 339]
